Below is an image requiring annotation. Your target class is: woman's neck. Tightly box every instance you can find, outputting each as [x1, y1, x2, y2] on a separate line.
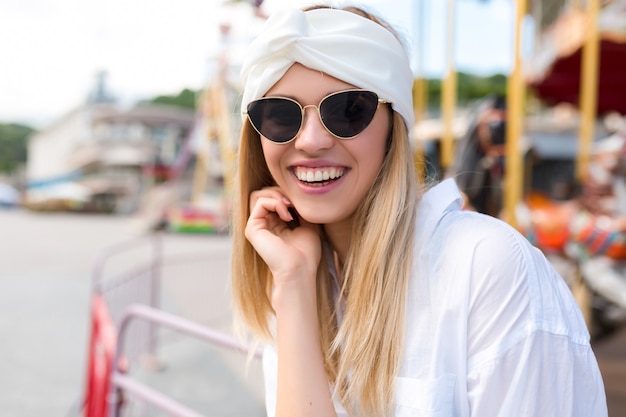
[322, 219, 352, 267]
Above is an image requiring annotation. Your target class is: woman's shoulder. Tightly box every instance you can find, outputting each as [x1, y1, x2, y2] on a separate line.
[416, 178, 523, 251]
[415, 180, 533, 304]
[418, 185, 554, 300]
[416, 180, 589, 343]
[417, 200, 531, 295]
[438, 209, 524, 255]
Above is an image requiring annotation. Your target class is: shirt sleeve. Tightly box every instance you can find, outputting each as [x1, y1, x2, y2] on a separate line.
[262, 344, 278, 417]
[461, 214, 607, 416]
[467, 329, 607, 416]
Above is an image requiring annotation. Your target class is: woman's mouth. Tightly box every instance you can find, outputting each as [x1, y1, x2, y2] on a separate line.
[293, 166, 345, 187]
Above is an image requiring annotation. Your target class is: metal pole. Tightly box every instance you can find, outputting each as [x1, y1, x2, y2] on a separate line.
[147, 232, 162, 359]
[413, 0, 428, 179]
[576, 0, 601, 181]
[504, 0, 527, 229]
[414, 0, 428, 121]
[440, 0, 457, 169]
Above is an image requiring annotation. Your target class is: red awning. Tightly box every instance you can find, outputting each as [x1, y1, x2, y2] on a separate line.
[527, 6, 626, 115]
[529, 39, 626, 115]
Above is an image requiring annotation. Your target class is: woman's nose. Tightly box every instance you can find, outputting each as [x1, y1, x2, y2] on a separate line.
[294, 106, 335, 153]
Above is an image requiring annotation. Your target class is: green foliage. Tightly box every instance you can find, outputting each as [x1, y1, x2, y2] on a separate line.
[458, 72, 507, 102]
[422, 72, 507, 108]
[144, 88, 200, 110]
[0, 123, 35, 174]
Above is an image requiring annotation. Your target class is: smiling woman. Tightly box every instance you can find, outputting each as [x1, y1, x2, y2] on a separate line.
[230, 3, 606, 417]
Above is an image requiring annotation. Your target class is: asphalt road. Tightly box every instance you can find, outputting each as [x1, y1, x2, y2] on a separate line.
[0, 209, 264, 417]
[594, 326, 626, 416]
[1, 209, 624, 416]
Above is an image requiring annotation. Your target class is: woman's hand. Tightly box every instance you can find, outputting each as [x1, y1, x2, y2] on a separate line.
[245, 187, 322, 285]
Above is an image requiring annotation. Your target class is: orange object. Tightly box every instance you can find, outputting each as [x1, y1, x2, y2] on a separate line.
[571, 212, 626, 259]
[526, 193, 577, 252]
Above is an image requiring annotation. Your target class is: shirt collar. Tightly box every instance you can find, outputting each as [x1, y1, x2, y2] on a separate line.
[416, 178, 464, 241]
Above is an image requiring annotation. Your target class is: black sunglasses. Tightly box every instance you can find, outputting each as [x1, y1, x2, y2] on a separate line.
[244, 89, 390, 144]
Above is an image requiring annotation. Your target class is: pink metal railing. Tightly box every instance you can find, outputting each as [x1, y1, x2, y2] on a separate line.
[85, 232, 260, 417]
[108, 304, 262, 417]
[91, 234, 163, 363]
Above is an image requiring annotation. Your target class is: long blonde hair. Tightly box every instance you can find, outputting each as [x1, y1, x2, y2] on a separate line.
[231, 6, 420, 417]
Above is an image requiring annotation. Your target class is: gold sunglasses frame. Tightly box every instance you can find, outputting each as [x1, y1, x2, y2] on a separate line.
[243, 89, 390, 144]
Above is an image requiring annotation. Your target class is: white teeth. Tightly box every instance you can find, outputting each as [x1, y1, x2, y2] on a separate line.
[295, 167, 344, 183]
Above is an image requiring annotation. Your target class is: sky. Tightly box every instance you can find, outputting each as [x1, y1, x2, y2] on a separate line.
[0, 0, 518, 129]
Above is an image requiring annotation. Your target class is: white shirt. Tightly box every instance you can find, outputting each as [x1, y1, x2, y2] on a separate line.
[263, 179, 608, 416]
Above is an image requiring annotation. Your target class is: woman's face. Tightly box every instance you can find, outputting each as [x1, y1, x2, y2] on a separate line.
[259, 63, 391, 226]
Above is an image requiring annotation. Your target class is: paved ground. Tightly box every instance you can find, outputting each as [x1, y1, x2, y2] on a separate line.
[595, 326, 626, 416]
[0, 209, 264, 417]
[1, 209, 624, 416]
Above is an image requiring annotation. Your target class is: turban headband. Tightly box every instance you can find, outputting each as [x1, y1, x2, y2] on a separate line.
[240, 7, 415, 129]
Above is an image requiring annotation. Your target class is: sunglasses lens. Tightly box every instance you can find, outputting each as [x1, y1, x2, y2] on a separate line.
[247, 98, 302, 143]
[320, 90, 380, 138]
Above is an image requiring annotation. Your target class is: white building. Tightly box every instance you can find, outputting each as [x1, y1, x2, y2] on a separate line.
[26, 101, 195, 214]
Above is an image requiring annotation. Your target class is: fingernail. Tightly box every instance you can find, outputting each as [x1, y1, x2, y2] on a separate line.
[282, 196, 292, 205]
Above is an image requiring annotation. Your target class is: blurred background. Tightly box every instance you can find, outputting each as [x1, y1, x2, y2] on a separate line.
[0, 0, 625, 416]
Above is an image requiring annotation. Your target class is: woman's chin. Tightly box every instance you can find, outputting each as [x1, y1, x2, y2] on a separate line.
[293, 208, 351, 227]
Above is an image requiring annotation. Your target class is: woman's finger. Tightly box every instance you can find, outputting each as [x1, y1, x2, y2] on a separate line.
[249, 193, 293, 224]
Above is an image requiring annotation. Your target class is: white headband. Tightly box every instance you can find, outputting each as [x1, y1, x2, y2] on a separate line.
[240, 7, 415, 129]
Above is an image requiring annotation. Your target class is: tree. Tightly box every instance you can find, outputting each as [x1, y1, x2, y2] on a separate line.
[424, 71, 507, 109]
[142, 88, 200, 110]
[0, 123, 36, 174]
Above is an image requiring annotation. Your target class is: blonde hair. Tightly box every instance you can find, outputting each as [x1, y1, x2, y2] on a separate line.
[231, 6, 420, 417]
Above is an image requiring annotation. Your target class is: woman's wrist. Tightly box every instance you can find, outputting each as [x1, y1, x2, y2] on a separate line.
[271, 274, 318, 314]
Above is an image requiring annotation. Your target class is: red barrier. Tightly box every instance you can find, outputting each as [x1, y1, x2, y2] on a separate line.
[84, 293, 117, 417]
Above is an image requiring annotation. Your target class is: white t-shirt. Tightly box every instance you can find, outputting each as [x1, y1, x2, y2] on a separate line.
[263, 179, 607, 416]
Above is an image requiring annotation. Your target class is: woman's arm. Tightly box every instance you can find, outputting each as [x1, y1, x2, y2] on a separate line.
[272, 278, 337, 417]
[245, 188, 337, 417]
